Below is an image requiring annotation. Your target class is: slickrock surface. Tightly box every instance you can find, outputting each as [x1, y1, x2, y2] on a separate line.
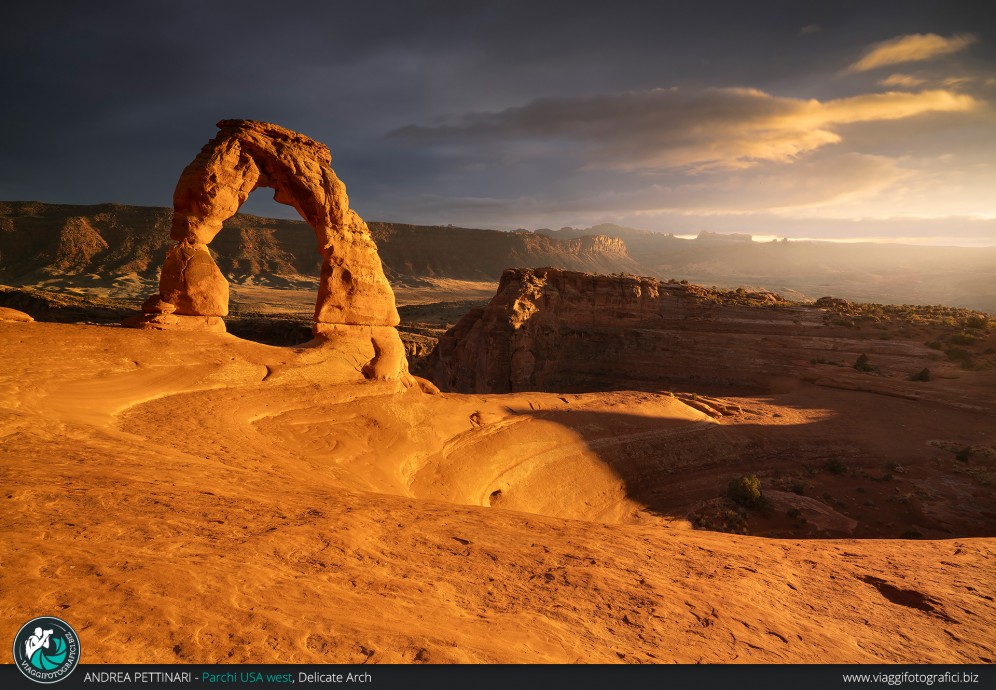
[0, 321, 993, 663]
[0, 306, 33, 322]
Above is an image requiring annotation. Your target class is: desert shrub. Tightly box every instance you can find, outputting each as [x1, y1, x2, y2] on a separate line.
[726, 475, 765, 509]
[955, 447, 971, 463]
[900, 530, 924, 540]
[790, 481, 805, 495]
[853, 353, 873, 372]
[950, 332, 977, 346]
[910, 368, 931, 382]
[786, 508, 801, 519]
[689, 504, 748, 534]
[945, 347, 974, 368]
[964, 315, 988, 330]
[825, 458, 848, 475]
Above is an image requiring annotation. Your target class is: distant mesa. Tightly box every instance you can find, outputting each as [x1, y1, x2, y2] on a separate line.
[3, 200, 994, 311]
[534, 223, 655, 240]
[695, 230, 752, 242]
[125, 119, 407, 380]
[815, 296, 852, 309]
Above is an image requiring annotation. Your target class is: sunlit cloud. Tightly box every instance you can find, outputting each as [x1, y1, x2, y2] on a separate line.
[845, 33, 977, 73]
[797, 89, 976, 126]
[879, 74, 926, 88]
[392, 87, 978, 172]
[879, 73, 978, 90]
[386, 153, 914, 227]
[939, 75, 974, 88]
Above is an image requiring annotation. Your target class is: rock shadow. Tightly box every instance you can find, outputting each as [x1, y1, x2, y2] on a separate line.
[505, 389, 995, 539]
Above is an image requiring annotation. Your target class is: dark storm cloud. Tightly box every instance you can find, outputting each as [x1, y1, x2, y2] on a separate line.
[389, 86, 976, 171]
[1, 1, 994, 241]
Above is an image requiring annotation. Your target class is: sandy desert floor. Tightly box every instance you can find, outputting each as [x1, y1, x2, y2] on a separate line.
[1, 320, 994, 663]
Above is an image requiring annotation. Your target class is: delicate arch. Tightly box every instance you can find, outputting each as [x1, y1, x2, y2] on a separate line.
[136, 119, 406, 379]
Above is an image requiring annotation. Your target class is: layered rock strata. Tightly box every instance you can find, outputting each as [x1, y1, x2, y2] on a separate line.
[429, 267, 958, 397]
[127, 120, 406, 379]
[431, 268, 675, 392]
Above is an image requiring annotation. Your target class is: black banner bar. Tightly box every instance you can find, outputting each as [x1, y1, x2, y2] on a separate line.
[0, 664, 991, 690]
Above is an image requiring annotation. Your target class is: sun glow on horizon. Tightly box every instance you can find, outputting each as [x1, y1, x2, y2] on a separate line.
[673, 233, 995, 248]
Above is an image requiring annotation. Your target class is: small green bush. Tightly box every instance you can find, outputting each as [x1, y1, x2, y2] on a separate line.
[964, 315, 988, 330]
[945, 347, 974, 368]
[727, 475, 764, 509]
[825, 458, 848, 475]
[950, 332, 977, 346]
[786, 508, 801, 519]
[909, 368, 931, 382]
[955, 447, 971, 463]
[853, 353, 873, 372]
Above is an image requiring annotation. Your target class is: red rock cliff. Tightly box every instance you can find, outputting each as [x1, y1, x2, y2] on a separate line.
[428, 267, 962, 397]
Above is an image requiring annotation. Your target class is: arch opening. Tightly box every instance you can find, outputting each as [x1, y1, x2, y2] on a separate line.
[204, 188, 325, 348]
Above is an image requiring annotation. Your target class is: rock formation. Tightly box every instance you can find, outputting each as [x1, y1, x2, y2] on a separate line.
[0, 306, 34, 322]
[128, 120, 406, 379]
[428, 267, 950, 396]
[430, 268, 670, 393]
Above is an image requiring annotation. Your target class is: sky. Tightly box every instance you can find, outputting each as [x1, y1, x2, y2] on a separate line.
[2, 0, 995, 245]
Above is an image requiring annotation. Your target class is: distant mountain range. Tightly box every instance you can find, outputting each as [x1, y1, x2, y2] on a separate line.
[1, 201, 994, 311]
[541, 223, 996, 311]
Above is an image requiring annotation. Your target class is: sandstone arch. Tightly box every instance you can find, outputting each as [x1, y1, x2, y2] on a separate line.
[132, 119, 406, 379]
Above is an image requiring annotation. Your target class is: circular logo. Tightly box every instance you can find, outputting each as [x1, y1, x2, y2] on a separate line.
[12, 617, 80, 684]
